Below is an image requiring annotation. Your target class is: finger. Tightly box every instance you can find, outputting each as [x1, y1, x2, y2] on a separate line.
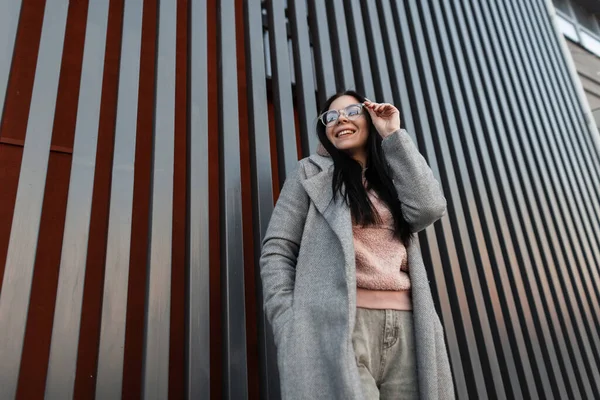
[380, 104, 396, 114]
[365, 106, 376, 118]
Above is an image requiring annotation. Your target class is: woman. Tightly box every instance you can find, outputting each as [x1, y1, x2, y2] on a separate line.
[260, 91, 454, 399]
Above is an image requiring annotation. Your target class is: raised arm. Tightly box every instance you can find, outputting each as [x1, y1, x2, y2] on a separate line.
[382, 129, 446, 232]
[364, 100, 446, 233]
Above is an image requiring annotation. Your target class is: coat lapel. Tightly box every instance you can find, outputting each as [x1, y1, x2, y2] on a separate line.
[301, 155, 357, 310]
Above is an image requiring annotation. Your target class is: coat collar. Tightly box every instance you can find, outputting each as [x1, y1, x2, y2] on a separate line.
[301, 154, 334, 216]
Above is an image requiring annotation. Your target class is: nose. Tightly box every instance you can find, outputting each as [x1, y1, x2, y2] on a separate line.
[337, 113, 349, 124]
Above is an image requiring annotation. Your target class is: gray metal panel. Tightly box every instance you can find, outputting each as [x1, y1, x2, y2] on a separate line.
[529, 0, 600, 331]
[289, 0, 318, 156]
[187, 0, 210, 398]
[141, 0, 177, 398]
[525, 0, 600, 298]
[513, 0, 600, 350]
[391, 1, 488, 397]
[0, 0, 22, 124]
[95, 1, 144, 398]
[244, 1, 278, 398]
[480, 0, 581, 396]
[326, 0, 355, 91]
[495, 3, 600, 397]
[422, 1, 525, 397]
[43, 1, 111, 398]
[306, 0, 336, 106]
[0, 1, 70, 398]
[502, 2, 600, 393]
[531, 0, 600, 235]
[449, 0, 559, 397]
[361, 1, 393, 102]
[219, 1, 248, 399]
[405, 1, 507, 396]
[483, 1, 588, 397]
[377, 0, 415, 132]
[542, 1, 600, 166]
[343, 0, 374, 100]
[266, 0, 298, 183]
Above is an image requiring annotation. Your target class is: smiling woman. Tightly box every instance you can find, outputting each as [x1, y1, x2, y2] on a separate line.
[260, 90, 452, 399]
[316, 91, 413, 245]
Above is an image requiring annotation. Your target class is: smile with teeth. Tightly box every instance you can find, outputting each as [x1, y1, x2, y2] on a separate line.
[336, 129, 355, 138]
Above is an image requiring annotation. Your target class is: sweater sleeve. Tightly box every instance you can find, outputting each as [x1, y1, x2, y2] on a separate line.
[260, 163, 309, 343]
[381, 129, 447, 233]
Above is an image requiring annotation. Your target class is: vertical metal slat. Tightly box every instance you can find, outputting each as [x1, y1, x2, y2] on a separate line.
[95, 1, 144, 398]
[141, 0, 177, 398]
[187, 0, 210, 398]
[244, 1, 278, 398]
[306, 0, 336, 106]
[377, 0, 415, 130]
[43, 1, 111, 398]
[289, 0, 318, 156]
[343, 0, 375, 99]
[361, 1, 393, 102]
[0, 0, 22, 123]
[266, 0, 298, 182]
[219, 0, 248, 398]
[326, 0, 355, 91]
[0, 2, 70, 398]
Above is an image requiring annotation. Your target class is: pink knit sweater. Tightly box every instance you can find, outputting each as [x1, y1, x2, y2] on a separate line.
[353, 189, 412, 310]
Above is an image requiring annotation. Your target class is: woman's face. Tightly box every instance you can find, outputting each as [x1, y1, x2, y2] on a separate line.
[324, 95, 369, 156]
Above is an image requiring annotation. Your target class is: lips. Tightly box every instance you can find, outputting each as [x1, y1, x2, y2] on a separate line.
[335, 129, 355, 138]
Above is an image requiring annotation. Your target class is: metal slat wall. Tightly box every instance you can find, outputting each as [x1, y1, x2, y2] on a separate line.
[0, 0, 600, 399]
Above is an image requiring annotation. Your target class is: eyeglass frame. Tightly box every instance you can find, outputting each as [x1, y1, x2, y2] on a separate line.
[318, 103, 365, 127]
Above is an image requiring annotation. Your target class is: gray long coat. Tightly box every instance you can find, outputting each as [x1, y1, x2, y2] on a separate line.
[260, 130, 454, 399]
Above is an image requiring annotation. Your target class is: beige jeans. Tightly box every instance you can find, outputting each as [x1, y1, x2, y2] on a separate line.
[352, 308, 419, 399]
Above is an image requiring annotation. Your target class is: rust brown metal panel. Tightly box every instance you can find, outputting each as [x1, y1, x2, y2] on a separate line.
[202, 4, 224, 398]
[206, 0, 223, 398]
[168, 0, 188, 399]
[0, 145, 21, 289]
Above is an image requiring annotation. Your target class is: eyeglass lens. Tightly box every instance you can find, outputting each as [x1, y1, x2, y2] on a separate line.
[322, 104, 362, 126]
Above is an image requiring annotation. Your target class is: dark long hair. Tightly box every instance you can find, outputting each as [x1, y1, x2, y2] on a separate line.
[317, 90, 412, 245]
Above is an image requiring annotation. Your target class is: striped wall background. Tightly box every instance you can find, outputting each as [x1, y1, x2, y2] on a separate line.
[0, 0, 599, 399]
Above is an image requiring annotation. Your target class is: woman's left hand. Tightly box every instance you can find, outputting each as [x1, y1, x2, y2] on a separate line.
[364, 100, 401, 138]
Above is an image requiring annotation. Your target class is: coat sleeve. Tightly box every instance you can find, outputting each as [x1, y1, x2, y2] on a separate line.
[260, 162, 309, 339]
[381, 129, 447, 233]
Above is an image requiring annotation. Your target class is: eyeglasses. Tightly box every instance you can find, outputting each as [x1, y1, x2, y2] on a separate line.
[318, 103, 364, 127]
